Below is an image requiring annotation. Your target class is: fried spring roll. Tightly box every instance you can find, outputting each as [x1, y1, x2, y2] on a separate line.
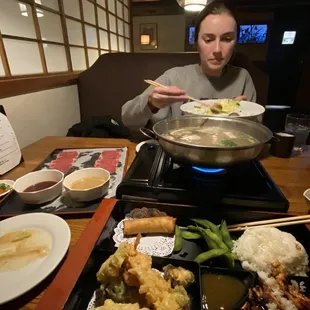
[123, 216, 176, 235]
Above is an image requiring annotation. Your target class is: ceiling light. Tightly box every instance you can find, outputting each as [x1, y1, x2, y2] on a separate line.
[176, 0, 208, 12]
[184, 0, 208, 12]
[19, 3, 28, 17]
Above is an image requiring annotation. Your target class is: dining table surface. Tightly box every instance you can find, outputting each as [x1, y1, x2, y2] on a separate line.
[0, 136, 309, 310]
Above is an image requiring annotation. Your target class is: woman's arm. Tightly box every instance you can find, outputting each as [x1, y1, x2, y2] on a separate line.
[121, 74, 171, 130]
[243, 71, 257, 103]
[121, 70, 188, 130]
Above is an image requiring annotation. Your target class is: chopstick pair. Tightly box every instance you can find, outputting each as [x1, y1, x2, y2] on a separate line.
[144, 79, 209, 106]
[228, 215, 310, 232]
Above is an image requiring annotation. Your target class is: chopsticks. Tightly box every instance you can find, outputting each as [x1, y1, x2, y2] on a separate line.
[228, 215, 310, 232]
[144, 79, 209, 106]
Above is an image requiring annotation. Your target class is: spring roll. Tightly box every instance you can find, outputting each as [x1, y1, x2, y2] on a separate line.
[123, 216, 176, 235]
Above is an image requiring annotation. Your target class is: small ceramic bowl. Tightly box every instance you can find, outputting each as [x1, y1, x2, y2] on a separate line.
[63, 168, 110, 202]
[0, 180, 15, 198]
[303, 188, 310, 207]
[13, 170, 64, 204]
[136, 139, 158, 153]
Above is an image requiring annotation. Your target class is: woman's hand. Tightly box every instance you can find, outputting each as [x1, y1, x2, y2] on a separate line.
[148, 86, 189, 110]
[234, 95, 247, 101]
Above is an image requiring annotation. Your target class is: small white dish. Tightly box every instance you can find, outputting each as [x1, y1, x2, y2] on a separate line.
[113, 218, 175, 257]
[0, 213, 70, 305]
[0, 180, 14, 198]
[13, 170, 64, 205]
[303, 188, 310, 206]
[63, 168, 110, 202]
[136, 139, 158, 153]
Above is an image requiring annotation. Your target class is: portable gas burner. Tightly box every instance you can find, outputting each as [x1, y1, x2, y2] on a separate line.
[116, 144, 289, 212]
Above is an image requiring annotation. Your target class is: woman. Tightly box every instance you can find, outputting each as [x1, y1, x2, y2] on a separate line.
[122, 2, 257, 130]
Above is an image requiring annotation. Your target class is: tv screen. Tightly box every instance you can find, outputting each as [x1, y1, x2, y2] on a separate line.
[238, 24, 268, 44]
[188, 26, 195, 45]
[282, 31, 296, 45]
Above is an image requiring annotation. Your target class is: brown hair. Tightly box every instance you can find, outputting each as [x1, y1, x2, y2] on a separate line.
[194, 1, 238, 42]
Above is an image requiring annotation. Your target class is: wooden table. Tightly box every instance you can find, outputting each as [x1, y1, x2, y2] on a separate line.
[0, 137, 309, 309]
[0, 137, 136, 310]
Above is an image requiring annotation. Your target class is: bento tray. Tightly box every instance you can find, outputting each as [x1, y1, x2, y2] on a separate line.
[35, 200, 310, 310]
[0, 147, 128, 217]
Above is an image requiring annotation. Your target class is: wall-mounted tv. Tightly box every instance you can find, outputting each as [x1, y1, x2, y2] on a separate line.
[238, 24, 268, 44]
[188, 26, 195, 45]
[282, 31, 296, 45]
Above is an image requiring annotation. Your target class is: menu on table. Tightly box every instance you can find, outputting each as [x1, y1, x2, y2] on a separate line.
[0, 106, 22, 175]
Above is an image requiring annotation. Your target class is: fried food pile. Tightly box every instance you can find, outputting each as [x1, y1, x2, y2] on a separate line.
[242, 263, 310, 310]
[92, 237, 192, 310]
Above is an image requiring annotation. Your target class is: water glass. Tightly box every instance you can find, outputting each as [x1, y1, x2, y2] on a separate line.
[285, 114, 310, 151]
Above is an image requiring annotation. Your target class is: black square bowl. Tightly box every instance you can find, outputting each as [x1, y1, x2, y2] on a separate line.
[64, 248, 202, 310]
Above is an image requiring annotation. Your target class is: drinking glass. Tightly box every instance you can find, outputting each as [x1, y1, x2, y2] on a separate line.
[285, 114, 310, 152]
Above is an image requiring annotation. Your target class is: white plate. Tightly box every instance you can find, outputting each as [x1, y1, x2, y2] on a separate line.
[113, 218, 175, 257]
[0, 213, 71, 304]
[181, 99, 265, 120]
[303, 188, 310, 203]
[0, 180, 14, 198]
[136, 139, 158, 153]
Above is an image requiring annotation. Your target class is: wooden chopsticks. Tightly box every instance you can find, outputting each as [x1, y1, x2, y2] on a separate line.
[228, 215, 310, 232]
[144, 79, 209, 106]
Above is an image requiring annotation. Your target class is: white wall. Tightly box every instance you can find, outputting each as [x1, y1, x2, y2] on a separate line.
[133, 15, 186, 53]
[0, 85, 80, 148]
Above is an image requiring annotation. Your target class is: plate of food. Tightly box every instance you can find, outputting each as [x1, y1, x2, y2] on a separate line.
[0, 213, 71, 304]
[180, 99, 265, 120]
[0, 180, 14, 198]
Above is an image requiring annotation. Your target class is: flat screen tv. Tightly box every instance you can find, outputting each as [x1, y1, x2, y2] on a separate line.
[188, 26, 195, 45]
[238, 24, 268, 44]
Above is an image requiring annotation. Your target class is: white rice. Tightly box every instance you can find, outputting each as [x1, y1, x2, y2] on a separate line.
[233, 227, 309, 310]
[232, 227, 309, 276]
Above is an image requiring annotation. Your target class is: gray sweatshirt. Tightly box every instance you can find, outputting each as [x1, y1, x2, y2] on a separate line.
[122, 64, 257, 130]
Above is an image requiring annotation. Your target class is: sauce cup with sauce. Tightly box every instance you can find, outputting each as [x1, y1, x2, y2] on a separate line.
[63, 168, 110, 202]
[13, 170, 64, 204]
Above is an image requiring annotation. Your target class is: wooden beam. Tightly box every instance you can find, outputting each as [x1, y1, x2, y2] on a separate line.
[0, 32, 11, 76]
[94, 0, 101, 55]
[0, 73, 79, 99]
[58, 0, 73, 71]
[31, 2, 48, 73]
[79, 0, 90, 68]
[106, 0, 112, 52]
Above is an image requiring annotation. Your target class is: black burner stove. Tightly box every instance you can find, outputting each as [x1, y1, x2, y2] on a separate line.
[116, 144, 289, 212]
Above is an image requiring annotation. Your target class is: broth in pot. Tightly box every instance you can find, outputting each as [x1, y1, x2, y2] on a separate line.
[162, 126, 258, 147]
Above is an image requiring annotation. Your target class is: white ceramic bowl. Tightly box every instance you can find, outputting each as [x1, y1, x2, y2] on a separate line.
[303, 188, 310, 208]
[0, 180, 15, 198]
[63, 168, 110, 202]
[13, 170, 64, 205]
[181, 99, 265, 121]
[136, 139, 158, 153]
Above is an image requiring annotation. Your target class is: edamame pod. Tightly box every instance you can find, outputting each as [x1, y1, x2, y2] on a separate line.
[203, 229, 229, 251]
[188, 226, 218, 249]
[191, 219, 222, 240]
[194, 249, 228, 264]
[182, 230, 202, 240]
[219, 220, 234, 249]
[173, 225, 183, 252]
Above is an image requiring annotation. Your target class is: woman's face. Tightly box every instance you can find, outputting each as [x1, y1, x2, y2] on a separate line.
[197, 13, 237, 76]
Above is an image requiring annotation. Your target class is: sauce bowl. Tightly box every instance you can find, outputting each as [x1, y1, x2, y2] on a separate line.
[63, 168, 110, 202]
[13, 170, 64, 205]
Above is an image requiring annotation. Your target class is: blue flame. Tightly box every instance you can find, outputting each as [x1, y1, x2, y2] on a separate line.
[192, 166, 225, 174]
